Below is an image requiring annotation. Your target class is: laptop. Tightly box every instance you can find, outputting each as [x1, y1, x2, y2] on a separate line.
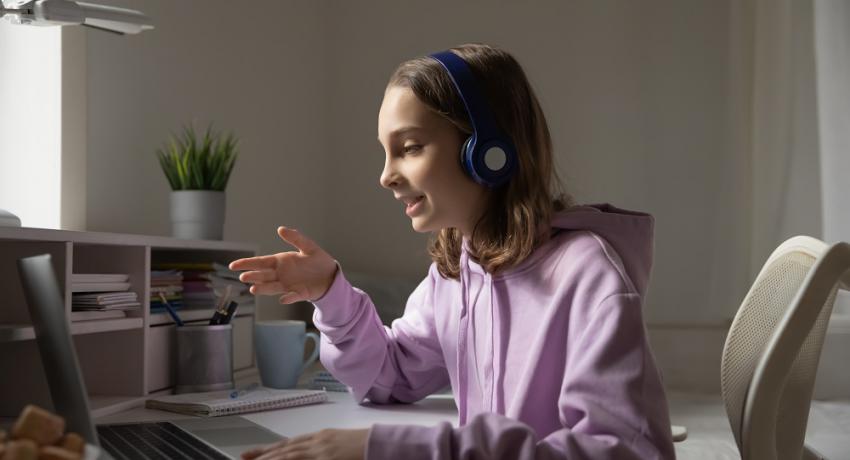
[17, 253, 284, 459]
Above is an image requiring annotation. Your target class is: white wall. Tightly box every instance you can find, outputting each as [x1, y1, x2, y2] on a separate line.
[84, 1, 821, 328]
[320, 1, 746, 325]
[86, 0, 328, 317]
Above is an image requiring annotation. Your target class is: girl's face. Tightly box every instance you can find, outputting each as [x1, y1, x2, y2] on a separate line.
[377, 86, 488, 237]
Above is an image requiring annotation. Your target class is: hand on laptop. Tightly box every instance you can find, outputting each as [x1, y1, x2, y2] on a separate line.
[229, 226, 339, 304]
[241, 428, 368, 460]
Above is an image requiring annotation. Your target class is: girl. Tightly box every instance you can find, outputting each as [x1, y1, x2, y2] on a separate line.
[231, 43, 675, 460]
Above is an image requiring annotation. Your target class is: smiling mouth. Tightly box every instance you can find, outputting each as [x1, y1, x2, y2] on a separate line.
[405, 196, 425, 217]
[405, 196, 424, 208]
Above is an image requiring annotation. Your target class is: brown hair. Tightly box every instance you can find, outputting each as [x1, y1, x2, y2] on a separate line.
[387, 43, 572, 279]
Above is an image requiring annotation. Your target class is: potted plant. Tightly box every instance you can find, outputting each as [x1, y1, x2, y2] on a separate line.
[157, 123, 238, 240]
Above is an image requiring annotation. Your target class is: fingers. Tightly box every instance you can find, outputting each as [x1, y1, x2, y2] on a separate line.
[240, 447, 263, 459]
[238, 269, 277, 284]
[253, 434, 314, 460]
[241, 438, 288, 459]
[283, 432, 316, 447]
[248, 281, 286, 296]
[277, 226, 319, 254]
[255, 445, 311, 460]
[229, 255, 277, 271]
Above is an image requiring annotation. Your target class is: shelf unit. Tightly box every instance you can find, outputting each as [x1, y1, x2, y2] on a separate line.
[0, 226, 258, 418]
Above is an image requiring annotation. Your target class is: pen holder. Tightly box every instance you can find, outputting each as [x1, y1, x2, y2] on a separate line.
[175, 323, 234, 394]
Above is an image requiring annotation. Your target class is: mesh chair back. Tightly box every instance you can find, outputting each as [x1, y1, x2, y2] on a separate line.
[720, 237, 837, 459]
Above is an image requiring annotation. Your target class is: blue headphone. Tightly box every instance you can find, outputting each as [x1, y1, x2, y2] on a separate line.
[429, 50, 518, 188]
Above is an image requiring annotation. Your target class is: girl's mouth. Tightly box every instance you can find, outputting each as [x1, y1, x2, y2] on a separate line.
[405, 196, 425, 216]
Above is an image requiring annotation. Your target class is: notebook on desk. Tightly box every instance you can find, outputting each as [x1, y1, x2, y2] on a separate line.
[146, 388, 328, 417]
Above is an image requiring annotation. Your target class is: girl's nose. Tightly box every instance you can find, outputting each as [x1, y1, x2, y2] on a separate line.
[380, 161, 401, 189]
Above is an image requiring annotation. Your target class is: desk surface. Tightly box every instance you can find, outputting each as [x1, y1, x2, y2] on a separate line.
[94, 391, 459, 439]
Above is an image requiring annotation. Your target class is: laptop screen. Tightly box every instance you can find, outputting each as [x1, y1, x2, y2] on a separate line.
[17, 253, 99, 445]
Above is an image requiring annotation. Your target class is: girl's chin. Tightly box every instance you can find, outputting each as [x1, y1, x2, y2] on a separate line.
[410, 216, 433, 233]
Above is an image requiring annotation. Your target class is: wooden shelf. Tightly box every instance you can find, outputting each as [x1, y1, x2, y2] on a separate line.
[0, 226, 256, 252]
[0, 227, 259, 418]
[0, 317, 144, 342]
[72, 317, 143, 335]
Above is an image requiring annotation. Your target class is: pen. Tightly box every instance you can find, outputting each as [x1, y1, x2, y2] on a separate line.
[158, 292, 184, 327]
[221, 301, 238, 325]
[229, 382, 260, 399]
[217, 285, 233, 311]
[210, 285, 232, 325]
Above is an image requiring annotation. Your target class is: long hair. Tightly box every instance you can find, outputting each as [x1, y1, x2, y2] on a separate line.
[387, 43, 572, 279]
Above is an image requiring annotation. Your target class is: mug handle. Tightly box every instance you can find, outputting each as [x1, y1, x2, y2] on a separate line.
[299, 332, 320, 375]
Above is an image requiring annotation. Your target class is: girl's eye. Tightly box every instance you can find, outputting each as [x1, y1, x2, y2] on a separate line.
[403, 145, 421, 154]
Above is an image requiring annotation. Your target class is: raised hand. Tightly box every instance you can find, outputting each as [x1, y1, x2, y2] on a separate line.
[229, 227, 338, 304]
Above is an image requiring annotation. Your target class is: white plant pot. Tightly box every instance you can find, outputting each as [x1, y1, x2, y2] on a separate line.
[170, 190, 225, 240]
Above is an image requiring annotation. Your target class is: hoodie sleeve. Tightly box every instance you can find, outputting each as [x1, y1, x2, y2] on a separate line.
[311, 263, 450, 403]
[366, 292, 675, 460]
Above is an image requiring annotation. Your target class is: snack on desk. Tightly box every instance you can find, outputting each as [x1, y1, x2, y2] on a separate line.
[60, 433, 85, 454]
[4, 439, 38, 460]
[12, 405, 65, 445]
[1, 404, 86, 460]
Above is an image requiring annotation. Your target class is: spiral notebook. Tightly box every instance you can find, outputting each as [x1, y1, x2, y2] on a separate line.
[145, 387, 328, 417]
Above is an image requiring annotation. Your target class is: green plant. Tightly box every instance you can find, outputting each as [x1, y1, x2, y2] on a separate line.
[156, 123, 238, 191]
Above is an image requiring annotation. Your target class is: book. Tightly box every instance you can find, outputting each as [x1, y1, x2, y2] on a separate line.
[73, 304, 140, 310]
[71, 282, 131, 293]
[71, 273, 129, 283]
[150, 285, 184, 294]
[73, 292, 138, 302]
[308, 371, 349, 392]
[145, 387, 328, 417]
[73, 292, 139, 310]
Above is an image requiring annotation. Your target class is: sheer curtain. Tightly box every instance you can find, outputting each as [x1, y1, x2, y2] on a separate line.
[748, 0, 822, 285]
[746, 0, 849, 316]
[743, 0, 849, 399]
[814, 0, 850, 315]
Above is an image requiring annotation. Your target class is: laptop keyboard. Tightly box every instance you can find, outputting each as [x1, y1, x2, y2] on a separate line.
[97, 422, 230, 460]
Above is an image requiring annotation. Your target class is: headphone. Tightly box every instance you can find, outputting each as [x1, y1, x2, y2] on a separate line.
[429, 50, 518, 188]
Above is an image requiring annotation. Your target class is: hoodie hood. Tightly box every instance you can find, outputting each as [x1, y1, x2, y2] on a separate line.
[549, 203, 654, 298]
[461, 203, 655, 298]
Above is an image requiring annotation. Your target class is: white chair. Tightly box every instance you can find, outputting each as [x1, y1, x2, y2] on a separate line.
[720, 236, 850, 459]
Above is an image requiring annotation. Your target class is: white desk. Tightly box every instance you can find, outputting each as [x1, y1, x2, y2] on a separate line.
[94, 391, 459, 440]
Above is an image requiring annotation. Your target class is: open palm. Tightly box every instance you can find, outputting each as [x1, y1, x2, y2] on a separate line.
[229, 226, 338, 304]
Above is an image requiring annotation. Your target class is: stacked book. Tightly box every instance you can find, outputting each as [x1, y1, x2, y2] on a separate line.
[70, 273, 140, 321]
[152, 262, 252, 310]
[150, 269, 184, 313]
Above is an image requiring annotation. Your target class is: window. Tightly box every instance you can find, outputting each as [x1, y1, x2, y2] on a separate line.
[0, 21, 62, 229]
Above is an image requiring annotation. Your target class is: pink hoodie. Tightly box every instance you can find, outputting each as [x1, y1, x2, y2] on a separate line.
[311, 204, 675, 459]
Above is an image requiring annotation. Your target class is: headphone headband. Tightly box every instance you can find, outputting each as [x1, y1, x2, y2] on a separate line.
[429, 50, 518, 187]
[429, 51, 503, 143]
